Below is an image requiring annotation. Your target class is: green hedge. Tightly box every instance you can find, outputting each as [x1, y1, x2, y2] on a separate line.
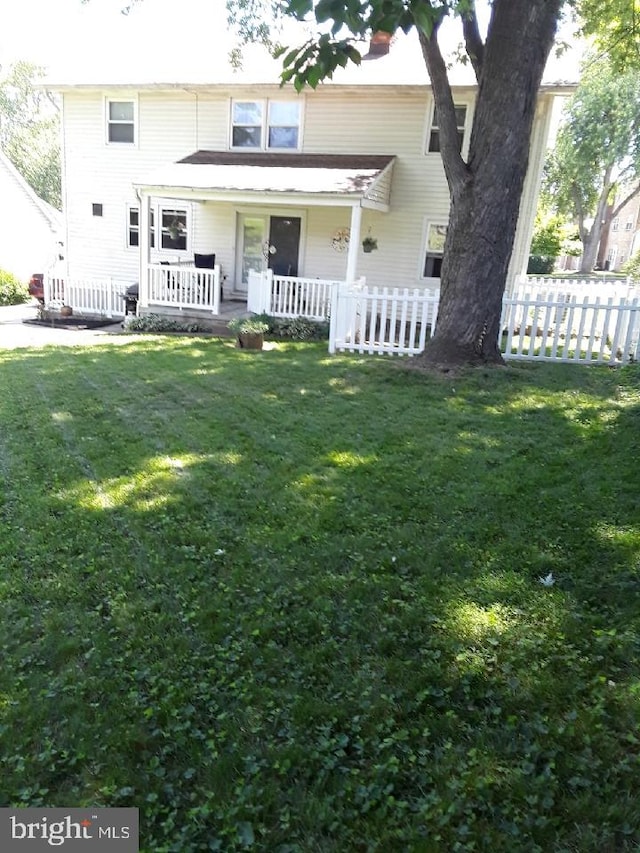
[258, 313, 330, 341]
[0, 270, 28, 306]
[527, 254, 556, 275]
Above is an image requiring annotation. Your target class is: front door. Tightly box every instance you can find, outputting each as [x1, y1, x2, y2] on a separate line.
[235, 213, 301, 292]
[268, 216, 301, 277]
[236, 215, 267, 294]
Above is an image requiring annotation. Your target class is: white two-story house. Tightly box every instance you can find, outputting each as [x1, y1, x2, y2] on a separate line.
[48, 32, 571, 319]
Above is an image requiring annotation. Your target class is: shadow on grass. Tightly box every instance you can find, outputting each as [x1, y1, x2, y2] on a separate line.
[0, 337, 639, 851]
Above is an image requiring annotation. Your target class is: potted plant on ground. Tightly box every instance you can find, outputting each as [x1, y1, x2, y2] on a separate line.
[228, 316, 269, 350]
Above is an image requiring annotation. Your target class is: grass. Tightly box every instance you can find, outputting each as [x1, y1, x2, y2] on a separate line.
[0, 335, 639, 852]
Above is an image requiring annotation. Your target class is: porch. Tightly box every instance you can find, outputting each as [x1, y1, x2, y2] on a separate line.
[133, 151, 395, 318]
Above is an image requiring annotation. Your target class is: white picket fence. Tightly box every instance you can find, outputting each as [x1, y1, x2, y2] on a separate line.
[520, 276, 637, 300]
[44, 277, 130, 318]
[329, 285, 439, 356]
[329, 281, 640, 365]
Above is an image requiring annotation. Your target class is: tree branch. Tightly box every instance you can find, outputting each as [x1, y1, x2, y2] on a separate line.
[418, 27, 469, 196]
[610, 181, 640, 220]
[461, 0, 484, 80]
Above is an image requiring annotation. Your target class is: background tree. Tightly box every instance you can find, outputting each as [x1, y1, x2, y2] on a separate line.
[228, 0, 564, 367]
[0, 61, 61, 209]
[527, 213, 565, 274]
[541, 57, 640, 273]
[580, 0, 640, 70]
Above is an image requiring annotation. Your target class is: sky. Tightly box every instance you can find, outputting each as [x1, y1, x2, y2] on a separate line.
[0, 0, 583, 84]
[1, 0, 231, 73]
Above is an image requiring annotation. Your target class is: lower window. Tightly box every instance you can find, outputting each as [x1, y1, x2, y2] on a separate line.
[423, 223, 447, 279]
[161, 208, 187, 251]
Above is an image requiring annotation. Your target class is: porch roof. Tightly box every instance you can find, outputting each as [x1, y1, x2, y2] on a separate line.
[134, 152, 396, 211]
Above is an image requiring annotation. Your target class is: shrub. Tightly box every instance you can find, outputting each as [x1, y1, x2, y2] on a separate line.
[527, 254, 556, 275]
[124, 314, 203, 333]
[259, 314, 330, 341]
[622, 250, 640, 281]
[0, 269, 28, 306]
[227, 316, 269, 336]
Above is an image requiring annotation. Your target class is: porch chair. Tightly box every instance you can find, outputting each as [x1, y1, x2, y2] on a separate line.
[194, 253, 221, 301]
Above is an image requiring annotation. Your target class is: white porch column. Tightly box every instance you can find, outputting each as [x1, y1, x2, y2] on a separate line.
[345, 203, 362, 285]
[138, 191, 151, 308]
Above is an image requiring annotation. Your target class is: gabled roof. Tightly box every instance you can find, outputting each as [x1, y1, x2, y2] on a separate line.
[134, 152, 396, 210]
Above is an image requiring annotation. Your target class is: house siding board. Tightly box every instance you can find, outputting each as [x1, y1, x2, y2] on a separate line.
[303, 89, 428, 155]
[194, 94, 230, 151]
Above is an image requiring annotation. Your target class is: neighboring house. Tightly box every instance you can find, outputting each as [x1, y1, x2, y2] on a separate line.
[598, 182, 640, 272]
[46, 33, 572, 316]
[0, 149, 62, 283]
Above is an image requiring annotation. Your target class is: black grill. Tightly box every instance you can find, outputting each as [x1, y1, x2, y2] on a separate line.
[122, 283, 139, 315]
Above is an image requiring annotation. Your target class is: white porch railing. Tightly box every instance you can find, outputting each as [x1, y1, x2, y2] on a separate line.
[44, 276, 129, 318]
[146, 264, 221, 314]
[330, 282, 640, 364]
[248, 270, 338, 320]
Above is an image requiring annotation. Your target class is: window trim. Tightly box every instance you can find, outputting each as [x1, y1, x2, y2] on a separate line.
[421, 220, 448, 280]
[425, 99, 470, 155]
[230, 97, 302, 151]
[105, 96, 138, 146]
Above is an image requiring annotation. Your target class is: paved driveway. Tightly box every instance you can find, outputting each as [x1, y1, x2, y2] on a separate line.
[0, 303, 128, 349]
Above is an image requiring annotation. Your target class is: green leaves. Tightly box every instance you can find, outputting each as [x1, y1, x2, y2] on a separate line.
[579, 0, 640, 72]
[281, 34, 362, 91]
[542, 55, 640, 265]
[0, 61, 61, 208]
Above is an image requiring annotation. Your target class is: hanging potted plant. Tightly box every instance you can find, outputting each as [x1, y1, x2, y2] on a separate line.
[168, 218, 184, 241]
[362, 234, 378, 253]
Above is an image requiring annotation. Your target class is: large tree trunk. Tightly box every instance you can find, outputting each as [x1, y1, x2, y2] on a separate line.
[579, 169, 613, 272]
[415, 0, 562, 368]
[580, 228, 602, 273]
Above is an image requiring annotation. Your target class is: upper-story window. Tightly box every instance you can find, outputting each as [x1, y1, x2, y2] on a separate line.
[231, 99, 301, 150]
[625, 217, 634, 231]
[107, 99, 136, 144]
[427, 103, 467, 153]
[611, 217, 619, 232]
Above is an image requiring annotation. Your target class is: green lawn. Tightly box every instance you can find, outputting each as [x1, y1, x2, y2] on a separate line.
[1, 336, 639, 852]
